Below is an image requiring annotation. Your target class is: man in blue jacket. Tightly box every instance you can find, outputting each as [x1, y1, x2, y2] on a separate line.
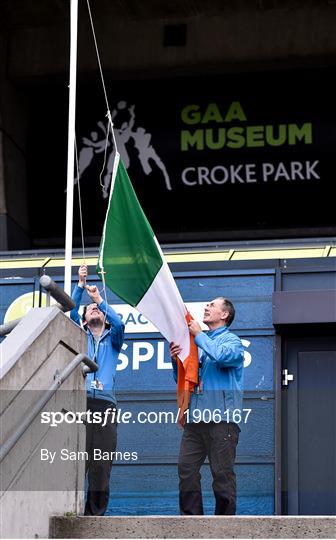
[71, 265, 125, 515]
[170, 297, 244, 515]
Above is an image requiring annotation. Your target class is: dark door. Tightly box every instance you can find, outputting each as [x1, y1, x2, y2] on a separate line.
[282, 336, 336, 515]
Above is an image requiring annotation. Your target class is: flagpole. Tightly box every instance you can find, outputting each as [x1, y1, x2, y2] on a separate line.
[64, 0, 78, 298]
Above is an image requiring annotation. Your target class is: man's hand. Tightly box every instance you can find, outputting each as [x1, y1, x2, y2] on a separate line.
[85, 285, 103, 305]
[78, 265, 88, 286]
[188, 320, 202, 337]
[169, 341, 182, 360]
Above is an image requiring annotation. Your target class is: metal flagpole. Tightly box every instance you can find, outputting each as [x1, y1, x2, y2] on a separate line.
[64, 0, 78, 298]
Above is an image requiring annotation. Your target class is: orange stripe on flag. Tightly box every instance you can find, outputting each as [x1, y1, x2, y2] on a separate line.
[176, 311, 199, 426]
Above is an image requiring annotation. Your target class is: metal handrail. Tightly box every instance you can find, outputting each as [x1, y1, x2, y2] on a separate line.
[0, 318, 22, 337]
[0, 353, 98, 463]
[0, 277, 75, 337]
[39, 275, 75, 312]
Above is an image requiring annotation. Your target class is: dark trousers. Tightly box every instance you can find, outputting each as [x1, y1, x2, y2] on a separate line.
[84, 398, 117, 516]
[178, 421, 240, 515]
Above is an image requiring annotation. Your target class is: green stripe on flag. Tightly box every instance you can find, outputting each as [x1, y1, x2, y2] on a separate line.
[97, 158, 163, 306]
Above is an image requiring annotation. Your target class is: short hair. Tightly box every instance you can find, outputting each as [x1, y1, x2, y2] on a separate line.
[82, 304, 110, 329]
[219, 297, 235, 326]
[82, 304, 89, 326]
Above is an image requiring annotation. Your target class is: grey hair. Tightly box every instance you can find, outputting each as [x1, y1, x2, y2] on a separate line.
[218, 297, 235, 326]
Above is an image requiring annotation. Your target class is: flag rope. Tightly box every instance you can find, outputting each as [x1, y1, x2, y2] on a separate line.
[75, 129, 108, 330]
[75, 132, 107, 309]
[85, 0, 110, 116]
[98, 116, 111, 194]
[74, 137, 86, 265]
[86, 0, 118, 151]
[71, 0, 118, 307]
[85, 0, 118, 306]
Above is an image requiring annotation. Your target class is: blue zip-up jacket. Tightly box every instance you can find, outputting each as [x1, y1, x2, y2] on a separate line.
[172, 326, 244, 424]
[71, 285, 125, 405]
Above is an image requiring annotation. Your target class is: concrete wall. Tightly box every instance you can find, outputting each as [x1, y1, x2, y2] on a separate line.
[6, 4, 336, 80]
[0, 34, 8, 249]
[0, 32, 29, 250]
[0, 306, 87, 539]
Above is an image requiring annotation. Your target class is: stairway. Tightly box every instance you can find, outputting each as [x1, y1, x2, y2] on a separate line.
[50, 515, 336, 539]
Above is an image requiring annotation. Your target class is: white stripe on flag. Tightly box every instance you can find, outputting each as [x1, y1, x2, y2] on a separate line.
[137, 262, 190, 361]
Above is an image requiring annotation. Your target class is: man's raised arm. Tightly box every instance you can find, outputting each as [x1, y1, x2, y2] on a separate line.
[70, 264, 87, 325]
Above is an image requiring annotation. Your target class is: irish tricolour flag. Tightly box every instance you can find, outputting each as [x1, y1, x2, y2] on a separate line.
[97, 153, 190, 361]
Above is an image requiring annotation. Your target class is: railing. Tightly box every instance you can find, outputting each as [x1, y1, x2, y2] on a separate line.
[39, 275, 75, 312]
[0, 353, 97, 463]
[0, 276, 75, 337]
[0, 318, 22, 337]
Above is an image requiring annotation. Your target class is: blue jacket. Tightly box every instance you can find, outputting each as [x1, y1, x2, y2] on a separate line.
[71, 285, 125, 405]
[173, 326, 244, 424]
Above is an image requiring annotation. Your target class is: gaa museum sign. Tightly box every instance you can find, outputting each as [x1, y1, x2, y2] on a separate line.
[29, 70, 336, 242]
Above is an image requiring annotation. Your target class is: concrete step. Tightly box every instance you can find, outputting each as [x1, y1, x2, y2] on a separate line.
[50, 516, 336, 539]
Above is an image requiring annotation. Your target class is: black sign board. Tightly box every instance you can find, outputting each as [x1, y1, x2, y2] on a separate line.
[27, 68, 336, 247]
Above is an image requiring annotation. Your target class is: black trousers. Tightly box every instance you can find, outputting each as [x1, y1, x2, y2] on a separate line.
[178, 421, 240, 515]
[84, 398, 117, 516]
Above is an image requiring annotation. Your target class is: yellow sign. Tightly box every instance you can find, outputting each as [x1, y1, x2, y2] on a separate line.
[4, 292, 57, 323]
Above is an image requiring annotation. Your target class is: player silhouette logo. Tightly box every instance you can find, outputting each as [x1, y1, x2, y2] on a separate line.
[76, 100, 172, 197]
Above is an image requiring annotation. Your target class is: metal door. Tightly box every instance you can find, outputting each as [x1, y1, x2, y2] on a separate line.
[282, 336, 336, 515]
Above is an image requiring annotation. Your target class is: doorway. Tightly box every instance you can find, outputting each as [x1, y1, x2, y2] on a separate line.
[282, 336, 336, 515]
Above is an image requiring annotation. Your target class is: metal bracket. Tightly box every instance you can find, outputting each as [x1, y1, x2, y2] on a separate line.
[53, 369, 62, 385]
